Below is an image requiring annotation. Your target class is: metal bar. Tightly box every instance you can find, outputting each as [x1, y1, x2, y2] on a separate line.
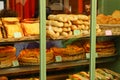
[90, 0, 97, 80]
[39, 0, 46, 80]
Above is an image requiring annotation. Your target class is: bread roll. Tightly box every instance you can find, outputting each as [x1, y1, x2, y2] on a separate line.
[72, 20, 84, 25]
[63, 21, 72, 27]
[61, 32, 68, 37]
[71, 25, 78, 30]
[68, 31, 73, 36]
[52, 27, 62, 32]
[46, 20, 64, 27]
[77, 14, 89, 20]
[62, 27, 71, 32]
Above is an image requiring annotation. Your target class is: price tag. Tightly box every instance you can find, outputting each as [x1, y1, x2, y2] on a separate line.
[73, 30, 81, 35]
[55, 56, 62, 62]
[14, 32, 22, 38]
[86, 53, 98, 59]
[12, 60, 19, 67]
[86, 53, 90, 59]
[105, 30, 112, 36]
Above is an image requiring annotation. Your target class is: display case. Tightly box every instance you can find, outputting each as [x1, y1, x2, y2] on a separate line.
[0, 0, 120, 80]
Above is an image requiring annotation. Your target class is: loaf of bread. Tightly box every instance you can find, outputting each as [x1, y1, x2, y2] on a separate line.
[1, 17, 24, 38]
[4, 23, 24, 38]
[21, 22, 40, 36]
[83, 40, 115, 56]
[0, 46, 16, 58]
[18, 48, 55, 65]
[52, 45, 85, 61]
[46, 20, 64, 27]
[0, 46, 17, 68]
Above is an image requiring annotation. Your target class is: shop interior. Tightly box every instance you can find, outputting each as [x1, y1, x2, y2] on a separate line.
[0, 0, 120, 80]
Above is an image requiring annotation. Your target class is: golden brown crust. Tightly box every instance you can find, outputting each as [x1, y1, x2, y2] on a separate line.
[112, 10, 120, 18]
[0, 56, 16, 68]
[21, 22, 40, 36]
[2, 17, 19, 23]
[83, 41, 115, 56]
[4, 23, 24, 38]
[0, 28, 2, 38]
[61, 53, 85, 61]
[46, 20, 64, 27]
[0, 46, 16, 58]
[18, 48, 54, 64]
[52, 45, 85, 56]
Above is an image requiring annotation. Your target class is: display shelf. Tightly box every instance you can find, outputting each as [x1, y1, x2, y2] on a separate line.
[0, 36, 39, 43]
[1, 24, 120, 43]
[0, 55, 117, 77]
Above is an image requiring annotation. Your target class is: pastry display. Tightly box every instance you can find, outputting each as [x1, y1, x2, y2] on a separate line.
[1, 17, 24, 38]
[83, 40, 116, 57]
[0, 46, 17, 68]
[18, 48, 54, 65]
[47, 14, 101, 39]
[21, 19, 40, 36]
[66, 68, 120, 80]
[51, 45, 85, 62]
[97, 10, 120, 24]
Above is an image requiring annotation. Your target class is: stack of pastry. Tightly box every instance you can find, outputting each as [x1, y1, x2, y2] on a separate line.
[0, 46, 17, 68]
[83, 40, 116, 57]
[18, 48, 54, 65]
[46, 14, 101, 39]
[1, 17, 24, 38]
[21, 18, 40, 36]
[51, 45, 85, 62]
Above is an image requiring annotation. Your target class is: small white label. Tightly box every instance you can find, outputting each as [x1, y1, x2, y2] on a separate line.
[55, 56, 62, 62]
[86, 53, 90, 59]
[86, 53, 98, 59]
[73, 30, 81, 35]
[105, 30, 112, 36]
[14, 32, 22, 38]
[12, 60, 19, 67]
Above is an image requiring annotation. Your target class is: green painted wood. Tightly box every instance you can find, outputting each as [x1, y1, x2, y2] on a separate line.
[98, 0, 120, 15]
[39, 0, 46, 80]
[90, 0, 97, 80]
